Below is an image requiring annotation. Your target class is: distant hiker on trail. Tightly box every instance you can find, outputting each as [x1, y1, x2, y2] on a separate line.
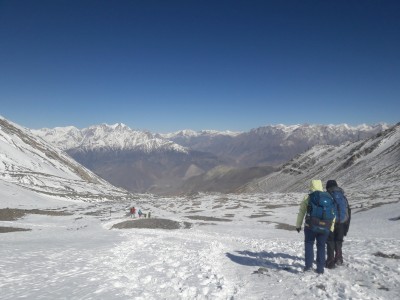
[130, 207, 136, 218]
[138, 209, 143, 218]
[325, 180, 351, 269]
[296, 179, 336, 274]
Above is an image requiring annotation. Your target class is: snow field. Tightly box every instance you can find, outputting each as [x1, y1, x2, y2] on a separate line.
[1, 194, 399, 299]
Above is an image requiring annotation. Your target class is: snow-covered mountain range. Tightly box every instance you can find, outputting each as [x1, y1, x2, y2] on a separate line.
[167, 123, 389, 167]
[34, 123, 387, 159]
[0, 117, 130, 202]
[32, 122, 390, 194]
[33, 123, 187, 153]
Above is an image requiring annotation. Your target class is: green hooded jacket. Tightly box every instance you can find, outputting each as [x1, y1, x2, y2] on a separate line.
[296, 179, 335, 231]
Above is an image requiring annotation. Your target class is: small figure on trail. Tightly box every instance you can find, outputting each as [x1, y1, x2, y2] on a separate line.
[138, 209, 143, 218]
[148, 211, 151, 218]
[130, 207, 136, 218]
[296, 179, 336, 274]
[325, 180, 351, 269]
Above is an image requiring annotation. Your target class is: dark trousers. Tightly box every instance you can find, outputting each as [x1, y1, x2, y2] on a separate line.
[304, 227, 329, 273]
[327, 223, 345, 264]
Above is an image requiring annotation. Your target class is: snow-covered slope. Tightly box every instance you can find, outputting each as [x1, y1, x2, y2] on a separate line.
[0, 117, 130, 201]
[1, 191, 399, 299]
[241, 123, 400, 209]
[250, 123, 388, 144]
[33, 123, 187, 153]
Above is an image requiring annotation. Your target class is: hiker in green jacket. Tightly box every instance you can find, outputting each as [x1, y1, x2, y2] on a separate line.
[296, 179, 335, 274]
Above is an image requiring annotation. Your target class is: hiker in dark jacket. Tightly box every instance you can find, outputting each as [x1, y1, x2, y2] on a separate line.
[325, 180, 351, 268]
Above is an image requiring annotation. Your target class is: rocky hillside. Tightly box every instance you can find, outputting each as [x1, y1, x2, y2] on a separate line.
[240, 123, 400, 206]
[166, 124, 389, 167]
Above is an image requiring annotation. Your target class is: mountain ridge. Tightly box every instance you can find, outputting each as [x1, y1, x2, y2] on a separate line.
[239, 123, 400, 207]
[31, 121, 391, 194]
[33, 123, 187, 153]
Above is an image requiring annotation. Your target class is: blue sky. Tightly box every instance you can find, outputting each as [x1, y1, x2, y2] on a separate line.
[1, 0, 399, 133]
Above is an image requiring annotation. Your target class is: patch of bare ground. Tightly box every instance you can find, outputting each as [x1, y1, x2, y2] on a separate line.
[275, 223, 297, 231]
[84, 209, 111, 216]
[212, 205, 223, 209]
[248, 213, 271, 218]
[185, 216, 232, 222]
[186, 210, 204, 214]
[0, 208, 72, 221]
[264, 204, 288, 209]
[226, 203, 250, 209]
[226, 205, 241, 210]
[373, 252, 400, 259]
[112, 218, 192, 230]
[0, 226, 31, 233]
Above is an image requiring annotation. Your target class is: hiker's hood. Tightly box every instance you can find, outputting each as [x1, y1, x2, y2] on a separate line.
[310, 180, 323, 192]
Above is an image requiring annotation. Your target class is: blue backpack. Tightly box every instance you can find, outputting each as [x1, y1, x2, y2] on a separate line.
[329, 189, 350, 223]
[306, 191, 336, 234]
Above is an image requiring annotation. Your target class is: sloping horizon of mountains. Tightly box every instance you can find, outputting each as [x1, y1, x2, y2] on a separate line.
[28, 121, 393, 195]
[239, 122, 400, 207]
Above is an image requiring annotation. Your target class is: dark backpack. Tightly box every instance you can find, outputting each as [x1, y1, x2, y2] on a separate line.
[306, 191, 336, 234]
[329, 189, 350, 223]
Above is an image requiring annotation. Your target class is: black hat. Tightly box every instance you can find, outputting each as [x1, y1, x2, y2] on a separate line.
[326, 180, 338, 190]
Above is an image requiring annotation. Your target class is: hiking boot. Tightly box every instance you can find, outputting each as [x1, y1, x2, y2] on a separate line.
[335, 253, 343, 266]
[335, 248, 343, 265]
[325, 258, 335, 269]
[335, 258, 343, 266]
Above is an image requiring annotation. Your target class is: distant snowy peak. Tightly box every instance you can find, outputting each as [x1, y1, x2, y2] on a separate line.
[33, 126, 82, 150]
[33, 124, 188, 153]
[162, 129, 242, 139]
[249, 123, 390, 143]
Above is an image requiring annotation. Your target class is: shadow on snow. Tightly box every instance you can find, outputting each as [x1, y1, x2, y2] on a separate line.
[226, 250, 303, 274]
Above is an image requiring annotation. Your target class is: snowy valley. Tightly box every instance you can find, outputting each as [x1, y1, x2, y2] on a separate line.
[1, 117, 399, 299]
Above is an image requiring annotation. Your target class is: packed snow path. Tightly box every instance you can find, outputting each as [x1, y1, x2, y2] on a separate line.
[1, 196, 399, 299]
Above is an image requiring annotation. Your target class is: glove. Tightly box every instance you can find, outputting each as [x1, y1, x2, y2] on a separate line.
[296, 227, 301, 233]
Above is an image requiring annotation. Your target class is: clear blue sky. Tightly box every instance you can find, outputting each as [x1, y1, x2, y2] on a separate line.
[1, 0, 399, 132]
